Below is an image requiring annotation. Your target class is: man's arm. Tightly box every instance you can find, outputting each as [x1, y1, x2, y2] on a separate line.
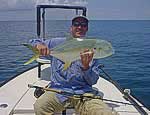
[29, 38, 66, 56]
[80, 49, 100, 85]
[82, 64, 99, 86]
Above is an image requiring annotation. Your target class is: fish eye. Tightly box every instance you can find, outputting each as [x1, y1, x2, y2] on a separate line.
[93, 48, 96, 51]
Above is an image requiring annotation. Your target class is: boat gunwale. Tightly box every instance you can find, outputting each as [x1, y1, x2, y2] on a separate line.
[0, 65, 38, 87]
[99, 68, 150, 113]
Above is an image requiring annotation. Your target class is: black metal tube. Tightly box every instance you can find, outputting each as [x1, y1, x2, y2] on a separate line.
[37, 5, 86, 11]
[37, 6, 41, 38]
[38, 63, 41, 78]
[82, 7, 86, 16]
[42, 8, 45, 38]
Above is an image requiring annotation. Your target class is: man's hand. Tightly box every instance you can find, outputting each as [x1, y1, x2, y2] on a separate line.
[35, 44, 50, 56]
[80, 49, 94, 70]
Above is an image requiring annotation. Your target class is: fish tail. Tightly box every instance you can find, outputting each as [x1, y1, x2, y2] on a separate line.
[24, 55, 39, 65]
[23, 43, 40, 65]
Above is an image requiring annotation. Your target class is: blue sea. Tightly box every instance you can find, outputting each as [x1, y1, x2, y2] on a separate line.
[0, 20, 150, 109]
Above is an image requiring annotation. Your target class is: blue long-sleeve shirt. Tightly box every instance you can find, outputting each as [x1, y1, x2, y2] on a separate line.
[30, 37, 100, 102]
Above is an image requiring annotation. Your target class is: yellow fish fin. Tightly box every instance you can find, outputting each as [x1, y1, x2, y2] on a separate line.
[24, 54, 39, 65]
[63, 61, 71, 70]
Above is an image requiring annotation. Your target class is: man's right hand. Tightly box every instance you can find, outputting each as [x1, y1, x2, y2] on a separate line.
[35, 44, 50, 56]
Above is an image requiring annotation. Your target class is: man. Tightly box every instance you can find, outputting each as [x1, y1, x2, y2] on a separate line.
[31, 16, 117, 115]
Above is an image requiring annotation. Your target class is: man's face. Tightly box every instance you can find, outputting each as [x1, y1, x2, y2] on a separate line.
[71, 18, 88, 38]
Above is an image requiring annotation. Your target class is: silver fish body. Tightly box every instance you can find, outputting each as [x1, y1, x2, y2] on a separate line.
[24, 38, 114, 69]
[51, 38, 114, 62]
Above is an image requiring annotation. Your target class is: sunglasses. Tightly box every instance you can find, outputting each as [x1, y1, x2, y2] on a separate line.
[73, 21, 88, 27]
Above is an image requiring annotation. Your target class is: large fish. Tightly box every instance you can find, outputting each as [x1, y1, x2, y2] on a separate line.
[23, 38, 114, 70]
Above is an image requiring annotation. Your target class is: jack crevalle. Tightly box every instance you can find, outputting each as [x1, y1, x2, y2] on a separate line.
[23, 38, 114, 70]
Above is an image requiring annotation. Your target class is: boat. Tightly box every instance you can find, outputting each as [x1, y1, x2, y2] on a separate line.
[0, 4, 150, 115]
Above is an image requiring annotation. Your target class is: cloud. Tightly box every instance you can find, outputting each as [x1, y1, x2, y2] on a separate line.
[0, 0, 88, 11]
[0, 0, 36, 11]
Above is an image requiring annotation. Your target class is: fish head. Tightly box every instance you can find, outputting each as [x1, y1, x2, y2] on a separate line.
[93, 40, 115, 58]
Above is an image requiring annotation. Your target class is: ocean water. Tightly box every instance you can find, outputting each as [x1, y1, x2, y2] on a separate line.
[0, 20, 150, 109]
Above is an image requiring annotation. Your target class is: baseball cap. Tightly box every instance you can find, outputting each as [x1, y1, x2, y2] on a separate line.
[72, 15, 88, 24]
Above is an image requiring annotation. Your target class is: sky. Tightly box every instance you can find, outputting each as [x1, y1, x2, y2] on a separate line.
[0, 0, 150, 21]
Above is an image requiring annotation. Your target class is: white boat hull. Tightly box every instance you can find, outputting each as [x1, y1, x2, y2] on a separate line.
[0, 64, 149, 115]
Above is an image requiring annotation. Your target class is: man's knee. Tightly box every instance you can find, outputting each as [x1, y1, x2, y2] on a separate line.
[81, 99, 119, 115]
[34, 100, 43, 114]
[33, 92, 66, 115]
[88, 108, 118, 115]
[34, 100, 54, 115]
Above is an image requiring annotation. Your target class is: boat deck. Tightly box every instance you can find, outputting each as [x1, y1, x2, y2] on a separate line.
[0, 64, 149, 115]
